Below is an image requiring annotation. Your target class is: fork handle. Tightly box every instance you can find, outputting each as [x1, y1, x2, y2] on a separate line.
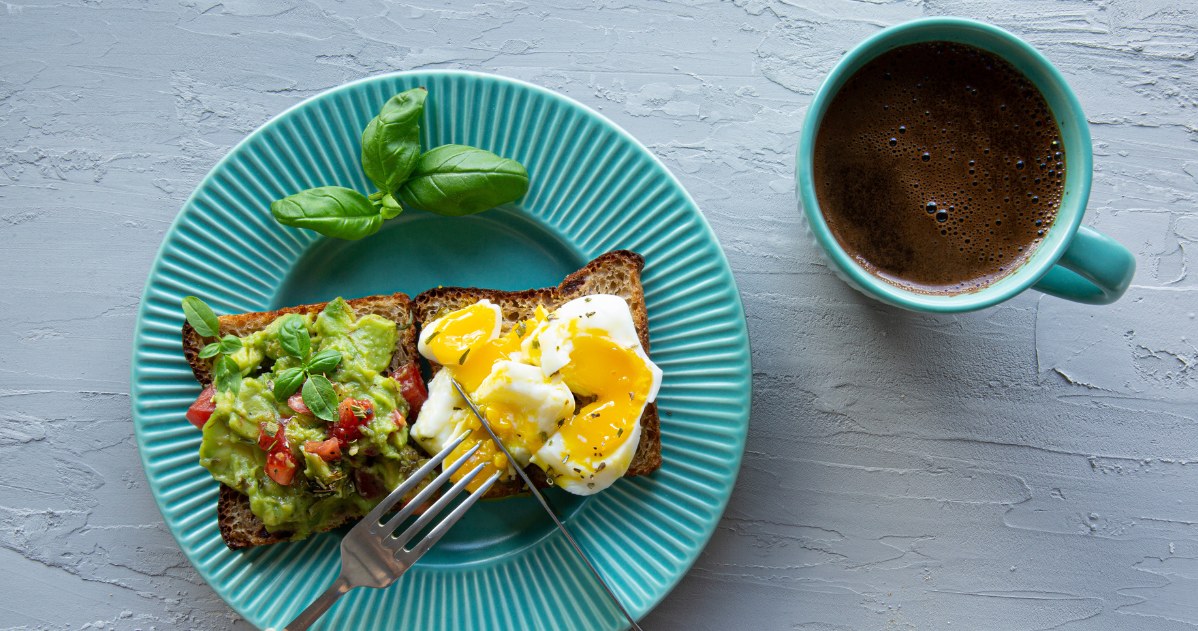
[283, 576, 351, 631]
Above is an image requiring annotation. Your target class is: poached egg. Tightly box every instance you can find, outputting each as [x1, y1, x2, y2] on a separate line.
[411, 295, 662, 495]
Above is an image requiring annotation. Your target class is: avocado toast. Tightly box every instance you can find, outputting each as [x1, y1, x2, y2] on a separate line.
[182, 294, 427, 549]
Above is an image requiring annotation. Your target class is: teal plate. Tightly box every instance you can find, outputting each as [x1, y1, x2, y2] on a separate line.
[131, 71, 751, 631]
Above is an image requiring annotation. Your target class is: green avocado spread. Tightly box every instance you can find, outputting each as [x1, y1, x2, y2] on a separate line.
[198, 298, 424, 539]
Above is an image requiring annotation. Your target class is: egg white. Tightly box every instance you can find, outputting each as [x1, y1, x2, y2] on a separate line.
[532, 421, 643, 495]
[473, 360, 574, 467]
[409, 370, 472, 459]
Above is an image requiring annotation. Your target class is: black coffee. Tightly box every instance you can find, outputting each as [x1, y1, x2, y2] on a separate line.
[813, 42, 1064, 295]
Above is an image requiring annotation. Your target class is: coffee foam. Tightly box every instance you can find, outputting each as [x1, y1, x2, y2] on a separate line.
[813, 42, 1063, 295]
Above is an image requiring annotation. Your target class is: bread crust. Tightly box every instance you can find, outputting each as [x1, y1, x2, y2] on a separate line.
[411, 250, 662, 499]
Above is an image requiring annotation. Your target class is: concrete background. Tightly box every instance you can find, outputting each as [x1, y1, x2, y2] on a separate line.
[2, 0, 1196, 629]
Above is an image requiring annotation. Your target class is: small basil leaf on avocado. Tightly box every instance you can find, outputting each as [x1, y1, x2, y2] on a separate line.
[271, 186, 383, 241]
[213, 355, 241, 395]
[397, 145, 530, 217]
[218, 334, 243, 355]
[306, 349, 343, 374]
[361, 87, 427, 194]
[302, 374, 339, 422]
[182, 296, 221, 338]
[273, 366, 307, 400]
[379, 193, 403, 220]
[278, 315, 311, 359]
[198, 342, 221, 359]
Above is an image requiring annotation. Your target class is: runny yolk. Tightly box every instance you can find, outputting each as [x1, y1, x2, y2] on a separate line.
[555, 332, 653, 467]
[441, 312, 544, 492]
[422, 302, 500, 368]
[430, 303, 654, 493]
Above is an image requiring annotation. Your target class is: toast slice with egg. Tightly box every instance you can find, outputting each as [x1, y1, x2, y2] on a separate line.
[412, 250, 662, 498]
[182, 293, 421, 549]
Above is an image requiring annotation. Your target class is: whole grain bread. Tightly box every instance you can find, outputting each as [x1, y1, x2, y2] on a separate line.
[182, 293, 421, 550]
[412, 250, 662, 498]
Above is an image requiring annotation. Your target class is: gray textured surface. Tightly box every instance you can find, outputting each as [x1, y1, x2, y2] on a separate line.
[2, 0, 1196, 629]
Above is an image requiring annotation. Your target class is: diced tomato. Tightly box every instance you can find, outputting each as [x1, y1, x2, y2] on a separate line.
[353, 469, 384, 500]
[265, 450, 298, 486]
[287, 392, 310, 416]
[391, 362, 427, 417]
[338, 397, 374, 425]
[257, 419, 289, 452]
[333, 398, 374, 447]
[390, 409, 407, 429]
[186, 386, 216, 429]
[304, 437, 342, 462]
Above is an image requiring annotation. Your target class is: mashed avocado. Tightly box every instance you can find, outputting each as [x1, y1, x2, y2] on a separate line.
[198, 298, 423, 539]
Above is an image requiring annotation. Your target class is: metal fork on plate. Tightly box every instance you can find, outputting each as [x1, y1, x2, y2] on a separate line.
[282, 432, 498, 631]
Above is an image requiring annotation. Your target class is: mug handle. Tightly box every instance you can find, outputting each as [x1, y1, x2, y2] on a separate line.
[1031, 225, 1135, 305]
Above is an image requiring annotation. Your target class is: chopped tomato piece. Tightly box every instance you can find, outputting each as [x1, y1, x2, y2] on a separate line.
[186, 386, 216, 429]
[257, 419, 289, 452]
[287, 392, 310, 416]
[265, 450, 298, 486]
[390, 409, 407, 429]
[338, 397, 374, 425]
[391, 362, 427, 417]
[333, 398, 374, 447]
[304, 437, 342, 462]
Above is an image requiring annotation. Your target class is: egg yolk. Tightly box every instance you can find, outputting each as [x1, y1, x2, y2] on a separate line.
[422, 302, 501, 367]
[427, 302, 654, 493]
[554, 332, 653, 467]
[442, 310, 546, 491]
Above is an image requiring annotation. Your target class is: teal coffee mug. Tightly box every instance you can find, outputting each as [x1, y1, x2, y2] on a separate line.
[797, 17, 1135, 312]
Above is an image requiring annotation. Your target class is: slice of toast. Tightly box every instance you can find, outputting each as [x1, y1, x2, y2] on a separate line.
[412, 250, 662, 498]
[182, 293, 420, 550]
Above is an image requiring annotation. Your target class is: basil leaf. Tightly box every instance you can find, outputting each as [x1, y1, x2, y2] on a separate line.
[361, 87, 427, 194]
[273, 367, 307, 400]
[302, 374, 339, 422]
[278, 315, 311, 359]
[213, 355, 241, 396]
[182, 296, 221, 338]
[379, 193, 403, 220]
[397, 145, 529, 217]
[305, 349, 343, 375]
[219, 334, 243, 355]
[271, 186, 383, 240]
[198, 342, 221, 359]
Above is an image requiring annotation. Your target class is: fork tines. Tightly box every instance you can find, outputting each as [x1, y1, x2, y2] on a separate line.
[354, 432, 500, 553]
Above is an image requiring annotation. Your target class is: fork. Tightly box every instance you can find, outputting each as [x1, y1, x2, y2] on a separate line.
[282, 432, 499, 631]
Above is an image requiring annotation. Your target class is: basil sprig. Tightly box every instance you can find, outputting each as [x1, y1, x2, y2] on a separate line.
[270, 87, 529, 240]
[361, 88, 426, 194]
[271, 315, 343, 421]
[198, 334, 243, 359]
[182, 296, 243, 395]
[301, 375, 339, 422]
[271, 186, 383, 241]
[213, 356, 242, 396]
[182, 296, 220, 338]
[398, 145, 529, 217]
[278, 316, 311, 358]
